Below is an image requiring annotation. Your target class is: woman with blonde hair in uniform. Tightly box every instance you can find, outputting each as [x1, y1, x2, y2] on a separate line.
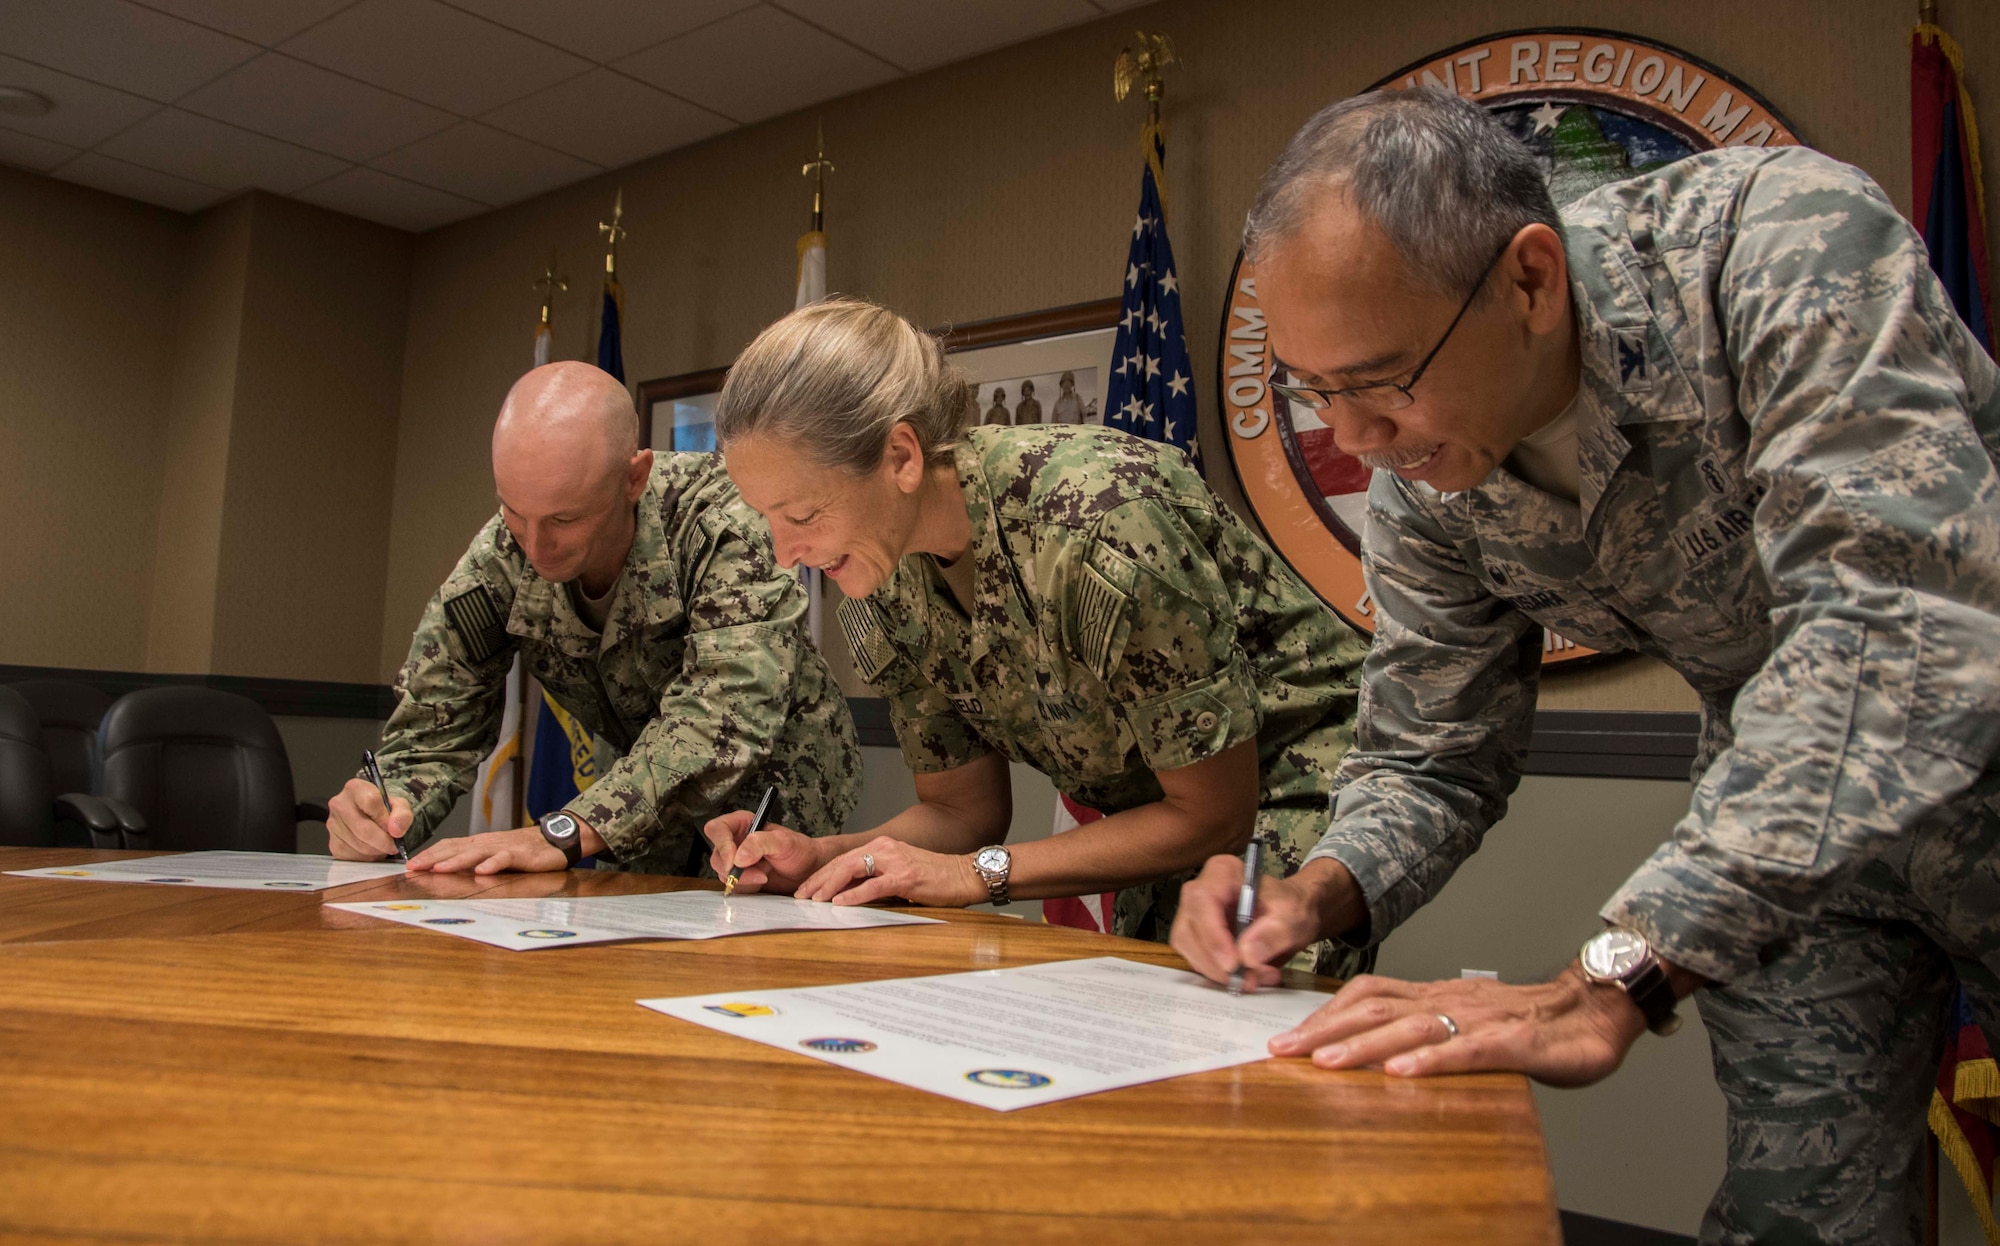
[704, 298, 1369, 970]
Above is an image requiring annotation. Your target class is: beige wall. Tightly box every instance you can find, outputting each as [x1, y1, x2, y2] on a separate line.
[377, 0, 2000, 708]
[0, 166, 188, 670]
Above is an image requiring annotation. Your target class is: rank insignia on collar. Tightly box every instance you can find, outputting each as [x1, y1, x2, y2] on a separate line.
[1614, 329, 1652, 394]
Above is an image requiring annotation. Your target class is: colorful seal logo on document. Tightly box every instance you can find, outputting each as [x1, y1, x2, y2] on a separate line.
[144, 877, 194, 884]
[966, 1069, 1051, 1090]
[376, 903, 426, 911]
[422, 917, 475, 925]
[48, 870, 94, 877]
[800, 1037, 877, 1053]
[262, 881, 313, 889]
[704, 1002, 778, 1018]
[517, 929, 577, 940]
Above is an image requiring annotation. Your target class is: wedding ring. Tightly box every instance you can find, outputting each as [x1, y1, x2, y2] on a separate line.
[1436, 1013, 1459, 1040]
[862, 853, 877, 878]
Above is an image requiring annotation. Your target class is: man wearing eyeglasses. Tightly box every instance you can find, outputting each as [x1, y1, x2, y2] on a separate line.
[1173, 87, 2000, 1243]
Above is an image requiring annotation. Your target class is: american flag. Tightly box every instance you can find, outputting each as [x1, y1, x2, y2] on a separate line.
[1104, 133, 1198, 466]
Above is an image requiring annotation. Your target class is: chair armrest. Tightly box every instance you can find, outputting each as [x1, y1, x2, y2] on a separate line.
[54, 793, 119, 846]
[95, 796, 150, 851]
[296, 801, 330, 824]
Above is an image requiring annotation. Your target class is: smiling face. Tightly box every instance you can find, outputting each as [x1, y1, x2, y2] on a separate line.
[1258, 192, 1576, 493]
[724, 423, 933, 599]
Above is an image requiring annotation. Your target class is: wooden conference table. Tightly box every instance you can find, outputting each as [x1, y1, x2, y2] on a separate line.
[0, 847, 1558, 1243]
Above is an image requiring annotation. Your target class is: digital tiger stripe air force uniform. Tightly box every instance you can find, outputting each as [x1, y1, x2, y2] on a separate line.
[1304, 146, 2000, 1244]
[377, 454, 860, 876]
[838, 424, 1369, 970]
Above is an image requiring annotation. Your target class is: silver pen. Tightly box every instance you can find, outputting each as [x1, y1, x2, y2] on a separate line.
[1227, 840, 1262, 996]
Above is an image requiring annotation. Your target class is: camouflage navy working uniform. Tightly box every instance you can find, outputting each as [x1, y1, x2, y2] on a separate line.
[839, 424, 1370, 968]
[1303, 146, 2000, 1244]
[377, 453, 860, 876]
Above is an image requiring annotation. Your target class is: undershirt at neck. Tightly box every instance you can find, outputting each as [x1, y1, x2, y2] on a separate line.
[567, 573, 620, 634]
[929, 550, 976, 615]
[1505, 390, 1582, 503]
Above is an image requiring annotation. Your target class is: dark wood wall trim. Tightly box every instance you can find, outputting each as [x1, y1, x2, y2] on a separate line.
[841, 700, 1700, 780]
[0, 664, 396, 720]
[1, 667, 1698, 777]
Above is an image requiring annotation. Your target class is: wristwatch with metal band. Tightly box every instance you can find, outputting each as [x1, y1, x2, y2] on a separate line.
[1579, 927, 1682, 1036]
[538, 810, 583, 867]
[972, 845, 1011, 906]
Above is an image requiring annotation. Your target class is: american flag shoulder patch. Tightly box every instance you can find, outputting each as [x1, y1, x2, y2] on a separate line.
[837, 598, 897, 685]
[1075, 563, 1129, 680]
[441, 586, 507, 665]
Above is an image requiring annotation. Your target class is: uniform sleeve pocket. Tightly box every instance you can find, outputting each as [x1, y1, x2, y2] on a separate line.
[1704, 617, 1863, 867]
[1120, 664, 1259, 773]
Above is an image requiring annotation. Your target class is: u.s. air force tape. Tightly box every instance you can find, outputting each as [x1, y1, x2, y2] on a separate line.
[441, 586, 507, 665]
[836, 597, 897, 684]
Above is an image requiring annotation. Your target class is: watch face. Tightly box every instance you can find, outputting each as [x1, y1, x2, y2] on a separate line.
[1582, 929, 1647, 980]
[544, 814, 577, 841]
[974, 847, 1009, 873]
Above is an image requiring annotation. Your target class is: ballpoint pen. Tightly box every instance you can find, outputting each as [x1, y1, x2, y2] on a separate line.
[361, 748, 407, 863]
[1227, 839, 1262, 996]
[723, 785, 778, 896]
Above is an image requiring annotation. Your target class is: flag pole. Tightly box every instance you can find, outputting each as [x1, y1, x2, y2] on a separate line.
[796, 125, 834, 649]
[1114, 31, 1178, 219]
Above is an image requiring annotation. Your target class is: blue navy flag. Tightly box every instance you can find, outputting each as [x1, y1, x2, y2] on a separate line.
[1103, 133, 1198, 466]
[596, 275, 626, 383]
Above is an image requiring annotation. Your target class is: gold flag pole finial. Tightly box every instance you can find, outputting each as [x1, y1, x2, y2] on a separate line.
[533, 250, 567, 327]
[1920, 0, 1938, 25]
[802, 118, 835, 232]
[598, 188, 626, 279]
[1114, 31, 1178, 216]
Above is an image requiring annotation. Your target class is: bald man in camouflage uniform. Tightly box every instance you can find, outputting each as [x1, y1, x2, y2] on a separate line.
[844, 423, 1369, 967]
[1175, 90, 2000, 1245]
[333, 363, 859, 876]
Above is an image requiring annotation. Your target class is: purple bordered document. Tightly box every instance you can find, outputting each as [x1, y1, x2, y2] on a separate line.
[639, 956, 1333, 1111]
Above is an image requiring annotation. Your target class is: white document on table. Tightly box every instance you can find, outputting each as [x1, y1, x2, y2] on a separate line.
[328, 890, 943, 950]
[6, 851, 408, 892]
[638, 955, 1333, 1111]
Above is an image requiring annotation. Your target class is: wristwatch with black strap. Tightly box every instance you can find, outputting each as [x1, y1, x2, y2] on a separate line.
[1578, 926, 1682, 1036]
[538, 810, 583, 868]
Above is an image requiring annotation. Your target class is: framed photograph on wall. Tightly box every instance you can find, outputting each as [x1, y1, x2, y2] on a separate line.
[633, 297, 1123, 453]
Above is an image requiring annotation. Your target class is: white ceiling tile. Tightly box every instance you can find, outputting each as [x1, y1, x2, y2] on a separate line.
[775, 0, 1099, 74]
[370, 121, 598, 206]
[293, 164, 482, 231]
[443, 0, 759, 65]
[278, 0, 589, 115]
[0, 0, 259, 102]
[178, 53, 455, 162]
[126, 0, 360, 47]
[481, 68, 732, 170]
[616, 6, 900, 125]
[0, 53, 158, 148]
[0, 126, 77, 173]
[97, 107, 348, 193]
[53, 151, 227, 212]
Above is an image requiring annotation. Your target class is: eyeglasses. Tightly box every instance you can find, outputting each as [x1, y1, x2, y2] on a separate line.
[1270, 241, 1510, 415]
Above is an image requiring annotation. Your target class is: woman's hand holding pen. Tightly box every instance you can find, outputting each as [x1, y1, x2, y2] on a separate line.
[702, 812, 826, 896]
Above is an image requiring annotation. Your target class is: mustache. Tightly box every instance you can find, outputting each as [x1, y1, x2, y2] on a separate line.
[1357, 442, 1441, 471]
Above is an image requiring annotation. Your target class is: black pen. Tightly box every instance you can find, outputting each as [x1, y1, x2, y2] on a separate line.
[723, 785, 778, 896]
[1227, 840, 1263, 996]
[361, 748, 407, 863]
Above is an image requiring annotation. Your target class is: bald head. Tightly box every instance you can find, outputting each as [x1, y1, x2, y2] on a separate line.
[491, 362, 653, 588]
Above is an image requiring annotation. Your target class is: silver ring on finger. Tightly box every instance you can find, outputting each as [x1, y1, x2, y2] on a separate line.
[1436, 1013, 1459, 1041]
[862, 853, 876, 878]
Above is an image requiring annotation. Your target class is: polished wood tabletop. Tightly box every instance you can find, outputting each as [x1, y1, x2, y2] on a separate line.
[0, 847, 1557, 1244]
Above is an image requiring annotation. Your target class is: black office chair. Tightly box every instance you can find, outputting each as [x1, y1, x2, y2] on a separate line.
[0, 685, 129, 849]
[11, 679, 113, 797]
[98, 687, 326, 853]
[11, 679, 115, 846]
